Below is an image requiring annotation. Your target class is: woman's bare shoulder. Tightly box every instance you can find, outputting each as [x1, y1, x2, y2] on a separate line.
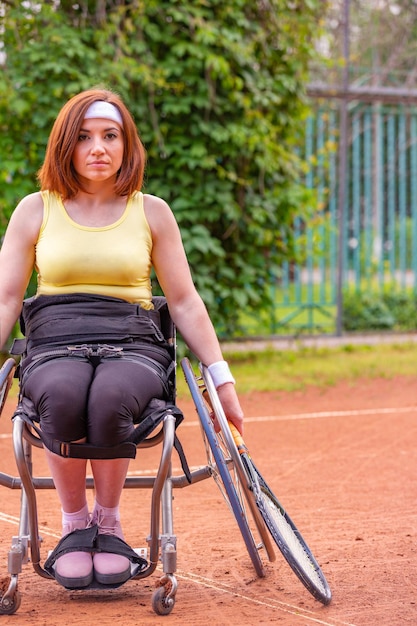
[143, 193, 177, 231]
[8, 191, 44, 232]
[143, 193, 171, 212]
[13, 191, 44, 214]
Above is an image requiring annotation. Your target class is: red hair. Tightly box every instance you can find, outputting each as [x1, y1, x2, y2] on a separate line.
[37, 88, 146, 199]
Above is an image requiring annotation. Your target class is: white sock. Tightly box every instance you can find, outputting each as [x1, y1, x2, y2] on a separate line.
[61, 503, 89, 526]
[93, 501, 120, 521]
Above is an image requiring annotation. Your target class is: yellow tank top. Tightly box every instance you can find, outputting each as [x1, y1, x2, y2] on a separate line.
[35, 190, 153, 309]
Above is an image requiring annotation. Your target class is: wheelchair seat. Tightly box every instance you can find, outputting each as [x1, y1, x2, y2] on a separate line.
[11, 295, 183, 459]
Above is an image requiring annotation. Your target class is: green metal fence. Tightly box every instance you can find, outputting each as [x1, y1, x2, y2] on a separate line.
[261, 101, 417, 336]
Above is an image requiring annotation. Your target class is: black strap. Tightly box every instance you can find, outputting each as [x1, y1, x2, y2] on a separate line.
[127, 398, 192, 483]
[48, 438, 138, 460]
[173, 435, 192, 484]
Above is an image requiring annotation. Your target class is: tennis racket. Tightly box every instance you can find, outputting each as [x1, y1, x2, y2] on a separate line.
[201, 363, 332, 605]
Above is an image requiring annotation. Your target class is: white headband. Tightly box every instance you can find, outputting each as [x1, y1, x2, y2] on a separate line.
[84, 101, 123, 127]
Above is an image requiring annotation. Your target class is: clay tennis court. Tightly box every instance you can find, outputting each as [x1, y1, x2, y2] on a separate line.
[0, 374, 416, 625]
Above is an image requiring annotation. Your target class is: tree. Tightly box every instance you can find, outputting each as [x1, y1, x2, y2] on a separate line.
[0, 0, 324, 335]
[313, 0, 417, 88]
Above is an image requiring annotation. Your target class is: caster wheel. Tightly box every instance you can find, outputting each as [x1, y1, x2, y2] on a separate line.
[0, 591, 22, 615]
[151, 586, 174, 615]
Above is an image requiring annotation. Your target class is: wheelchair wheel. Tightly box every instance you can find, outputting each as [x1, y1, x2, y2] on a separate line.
[181, 358, 266, 578]
[0, 585, 21, 615]
[200, 363, 332, 605]
[151, 586, 175, 616]
[0, 358, 16, 416]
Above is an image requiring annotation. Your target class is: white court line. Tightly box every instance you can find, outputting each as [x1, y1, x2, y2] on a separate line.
[181, 404, 417, 427]
[175, 570, 356, 626]
[0, 512, 61, 539]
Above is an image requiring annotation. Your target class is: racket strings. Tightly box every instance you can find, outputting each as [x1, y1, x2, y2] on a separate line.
[260, 492, 328, 593]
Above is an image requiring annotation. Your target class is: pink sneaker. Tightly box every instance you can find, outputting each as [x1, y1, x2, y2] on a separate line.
[54, 519, 93, 589]
[92, 510, 131, 585]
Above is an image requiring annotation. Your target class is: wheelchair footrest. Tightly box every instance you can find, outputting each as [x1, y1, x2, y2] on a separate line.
[44, 526, 148, 590]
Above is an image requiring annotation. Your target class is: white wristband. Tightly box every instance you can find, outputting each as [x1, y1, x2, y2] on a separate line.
[207, 360, 235, 389]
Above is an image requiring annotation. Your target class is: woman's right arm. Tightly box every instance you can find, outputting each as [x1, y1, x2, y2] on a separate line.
[0, 192, 43, 349]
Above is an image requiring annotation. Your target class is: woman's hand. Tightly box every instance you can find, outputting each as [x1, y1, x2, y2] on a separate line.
[215, 382, 244, 436]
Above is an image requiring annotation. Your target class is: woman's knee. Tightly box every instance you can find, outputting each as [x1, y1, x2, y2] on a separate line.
[87, 359, 167, 446]
[23, 359, 92, 440]
[87, 386, 136, 445]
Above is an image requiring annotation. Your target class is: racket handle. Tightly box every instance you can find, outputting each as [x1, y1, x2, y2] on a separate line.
[228, 421, 248, 454]
[202, 389, 212, 409]
[203, 387, 248, 453]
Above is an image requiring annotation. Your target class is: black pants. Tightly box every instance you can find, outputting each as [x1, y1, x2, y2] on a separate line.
[23, 352, 170, 446]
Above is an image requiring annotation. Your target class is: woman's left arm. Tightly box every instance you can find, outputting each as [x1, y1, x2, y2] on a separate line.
[144, 194, 244, 434]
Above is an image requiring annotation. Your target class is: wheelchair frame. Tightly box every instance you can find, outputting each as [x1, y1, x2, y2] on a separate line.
[0, 350, 278, 617]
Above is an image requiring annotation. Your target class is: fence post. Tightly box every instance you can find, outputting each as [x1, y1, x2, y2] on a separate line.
[336, 0, 350, 335]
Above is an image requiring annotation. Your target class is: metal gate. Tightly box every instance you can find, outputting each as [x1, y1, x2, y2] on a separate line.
[259, 101, 417, 337]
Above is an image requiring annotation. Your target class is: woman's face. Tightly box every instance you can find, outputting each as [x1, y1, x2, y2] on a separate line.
[71, 117, 124, 186]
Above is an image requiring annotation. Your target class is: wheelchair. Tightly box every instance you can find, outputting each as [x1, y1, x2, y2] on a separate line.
[0, 297, 331, 616]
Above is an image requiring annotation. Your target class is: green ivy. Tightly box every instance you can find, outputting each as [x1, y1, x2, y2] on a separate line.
[1, 0, 326, 335]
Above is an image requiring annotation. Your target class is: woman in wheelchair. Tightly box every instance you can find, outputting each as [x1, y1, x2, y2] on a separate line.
[0, 88, 244, 590]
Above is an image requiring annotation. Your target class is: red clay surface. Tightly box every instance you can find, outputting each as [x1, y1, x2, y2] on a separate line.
[0, 375, 416, 625]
